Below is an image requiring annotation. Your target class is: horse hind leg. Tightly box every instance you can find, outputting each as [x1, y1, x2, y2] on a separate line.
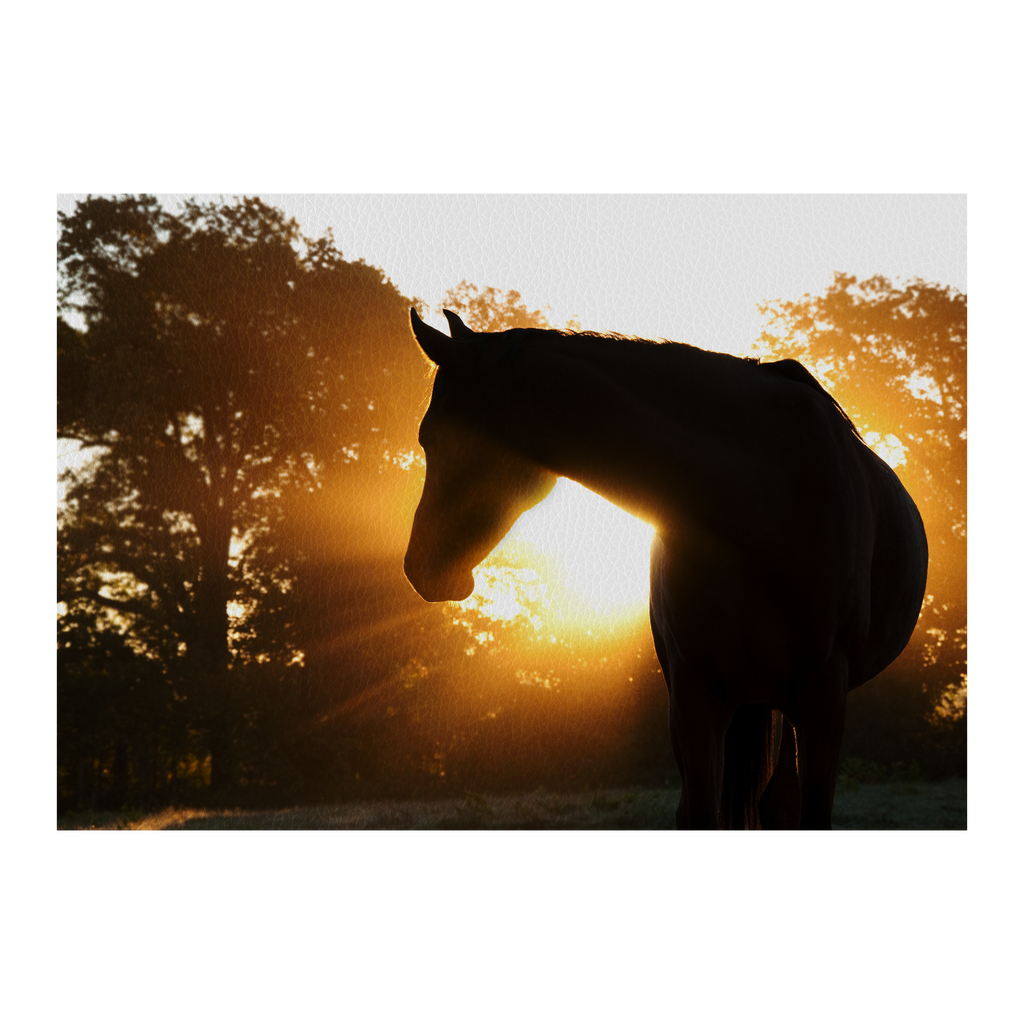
[792, 658, 848, 830]
[720, 704, 776, 829]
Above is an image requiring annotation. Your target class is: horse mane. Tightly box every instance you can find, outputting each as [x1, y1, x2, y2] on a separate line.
[499, 327, 863, 441]
[552, 333, 864, 434]
[543, 327, 756, 372]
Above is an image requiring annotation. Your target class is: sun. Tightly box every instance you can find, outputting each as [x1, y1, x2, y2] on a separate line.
[455, 479, 655, 635]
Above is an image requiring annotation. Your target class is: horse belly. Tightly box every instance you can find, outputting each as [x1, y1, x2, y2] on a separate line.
[853, 461, 929, 685]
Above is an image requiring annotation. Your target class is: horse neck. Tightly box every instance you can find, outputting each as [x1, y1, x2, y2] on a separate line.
[479, 335, 740, 532]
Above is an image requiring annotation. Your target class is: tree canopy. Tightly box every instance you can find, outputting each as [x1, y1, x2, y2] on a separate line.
[756, 273, 966, 717]
[440, 280, 568, 332]
[58, 195, 424, 792]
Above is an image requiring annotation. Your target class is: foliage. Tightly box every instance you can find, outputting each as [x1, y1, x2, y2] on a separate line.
[57, 194, 423, 794]
[755, 273, 965, 533]
[756, 273, 966, 720]
[56, 609, 200, 811]
[440, 280, 561, 332]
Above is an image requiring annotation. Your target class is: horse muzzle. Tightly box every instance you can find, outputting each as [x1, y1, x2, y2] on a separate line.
[404, 555, 476, 603]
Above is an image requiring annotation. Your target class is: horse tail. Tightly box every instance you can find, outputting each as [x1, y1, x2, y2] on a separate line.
[758, 714, 801, 829]
[719, 705, 777, 829]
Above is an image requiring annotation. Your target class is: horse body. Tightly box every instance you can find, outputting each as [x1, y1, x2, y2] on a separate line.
[404, 309, 927, 829]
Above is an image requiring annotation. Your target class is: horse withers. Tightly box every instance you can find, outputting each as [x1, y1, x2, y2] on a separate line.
[403, 308, 928, 829]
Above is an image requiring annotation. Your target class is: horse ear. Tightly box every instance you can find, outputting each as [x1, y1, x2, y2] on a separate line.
[442, 309, 475, 339]
[410, 307, 458, 365]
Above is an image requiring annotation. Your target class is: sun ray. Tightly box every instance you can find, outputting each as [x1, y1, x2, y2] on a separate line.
[455, 479, 655, 637]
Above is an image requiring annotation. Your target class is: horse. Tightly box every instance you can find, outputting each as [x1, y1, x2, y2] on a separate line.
[403, 307, 928, 829]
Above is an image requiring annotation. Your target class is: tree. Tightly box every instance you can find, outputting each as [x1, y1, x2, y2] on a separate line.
[440, 280, 571, 332]
[58, 195, 424, 794]
[755, 273, 966, 721]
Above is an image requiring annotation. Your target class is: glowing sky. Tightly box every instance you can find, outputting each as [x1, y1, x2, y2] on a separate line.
[58, 194, 966, 353]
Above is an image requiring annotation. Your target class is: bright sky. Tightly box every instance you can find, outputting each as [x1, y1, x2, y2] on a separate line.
[146, 193, 967, 353]
[57, 193, 967, 630]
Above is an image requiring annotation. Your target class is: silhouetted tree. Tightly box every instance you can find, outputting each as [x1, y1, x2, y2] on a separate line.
[441, 280, 567, 332]
[58, 195, 424, 794]
[57, 608, 184, 811]
[756, 273, 966, 722]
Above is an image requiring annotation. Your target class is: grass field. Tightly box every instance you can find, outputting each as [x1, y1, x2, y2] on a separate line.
[57, 777, 966, 830]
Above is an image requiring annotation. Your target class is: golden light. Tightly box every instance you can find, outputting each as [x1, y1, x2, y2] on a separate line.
[455, 479, 655, 636]
[864, 431, 908, 469]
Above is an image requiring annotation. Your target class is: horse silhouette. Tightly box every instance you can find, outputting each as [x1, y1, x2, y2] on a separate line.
[404, 308, 928, 829]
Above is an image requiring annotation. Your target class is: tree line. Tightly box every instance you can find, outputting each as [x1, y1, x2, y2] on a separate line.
[57, 196, 966, 813]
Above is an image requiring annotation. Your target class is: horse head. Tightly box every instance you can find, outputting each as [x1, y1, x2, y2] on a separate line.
[404, 308, 557, 602]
